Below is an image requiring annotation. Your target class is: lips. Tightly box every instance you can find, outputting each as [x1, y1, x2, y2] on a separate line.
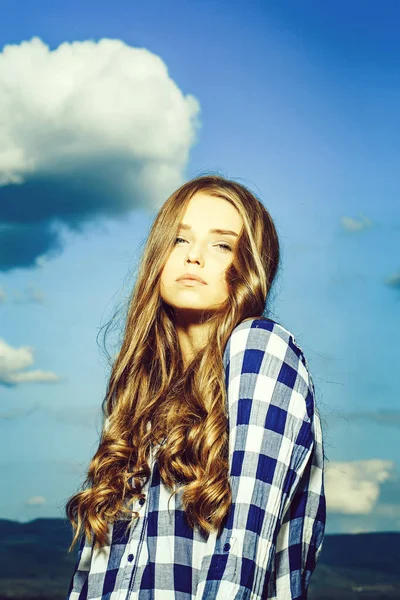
[177, 274, 207, 284]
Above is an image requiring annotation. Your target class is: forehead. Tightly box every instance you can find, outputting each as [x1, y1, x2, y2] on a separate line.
[181, 192, 243, 231]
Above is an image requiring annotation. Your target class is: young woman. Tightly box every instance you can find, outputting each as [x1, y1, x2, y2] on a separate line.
[65, 174, 326, 599]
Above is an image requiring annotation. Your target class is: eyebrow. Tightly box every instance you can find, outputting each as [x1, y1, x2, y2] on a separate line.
[178, 223, 239, 238]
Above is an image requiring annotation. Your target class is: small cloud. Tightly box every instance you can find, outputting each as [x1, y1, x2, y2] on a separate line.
[325, 459, 395, 515]
[348, 526, 372, 534]
[25, 495, 46, 506]
[12, 282, 46, 305]
[340, 213, 373, 232]
[0, 337, 62, 386]
[337, 409, 400, 429]
[0, 285, 6, 304]
[384, 271, 400, 290]
[6, 369, 61, 384]
[47, 405, 102, 428]
[0, 404, 39, 419]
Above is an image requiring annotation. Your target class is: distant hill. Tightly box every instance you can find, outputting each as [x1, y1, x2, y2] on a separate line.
[0, 518, 399, 599]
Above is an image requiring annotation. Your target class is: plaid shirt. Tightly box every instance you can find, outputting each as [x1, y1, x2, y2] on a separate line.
[66, 317, 326, 599]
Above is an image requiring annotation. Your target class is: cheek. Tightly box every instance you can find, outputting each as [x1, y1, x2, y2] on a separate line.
[164, 257, 174, 272]
[160, 256, 177, 284]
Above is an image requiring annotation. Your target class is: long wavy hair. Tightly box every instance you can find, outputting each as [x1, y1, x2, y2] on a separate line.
[65, 173, 281, 552]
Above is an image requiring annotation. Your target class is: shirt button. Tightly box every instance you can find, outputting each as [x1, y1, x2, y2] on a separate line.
[223, 543, 231, 551]
[128, 553, 134, 562]
[139, 497, 145, 506]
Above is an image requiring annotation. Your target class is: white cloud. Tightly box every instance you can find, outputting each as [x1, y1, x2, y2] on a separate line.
[340, 213, 373, 232]
[325, 459, 395, 514]
[0, 36, 202, 269]
[25, 495, 46, 506]
[0, 337, 62, 385]
[12, 282, 46, 305]
[0, 36, 201, 204]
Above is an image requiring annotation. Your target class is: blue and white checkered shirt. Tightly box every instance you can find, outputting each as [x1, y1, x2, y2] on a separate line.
[66, 317, 326, 599]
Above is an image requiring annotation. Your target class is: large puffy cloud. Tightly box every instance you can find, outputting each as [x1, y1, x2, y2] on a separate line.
[0, 337, 61, 385]
[0, 36, 201, 271]
[325, 459, 395, 514]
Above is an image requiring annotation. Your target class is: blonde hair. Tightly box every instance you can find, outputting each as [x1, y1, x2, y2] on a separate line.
[65, 173, 281, 552]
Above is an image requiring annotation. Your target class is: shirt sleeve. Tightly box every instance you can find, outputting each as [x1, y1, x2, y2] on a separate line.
[65, 532, 94, 600]
[194, 319, 326, 600]
[271, 389, 326, 599]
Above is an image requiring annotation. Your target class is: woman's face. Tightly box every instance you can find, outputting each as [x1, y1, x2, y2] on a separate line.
[160, 191, 243, 314]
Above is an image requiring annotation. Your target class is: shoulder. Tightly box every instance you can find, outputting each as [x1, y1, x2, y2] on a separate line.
[224, 317, 315, 419]
[226, 316, 306, 363]
[228, 316, 292, 346]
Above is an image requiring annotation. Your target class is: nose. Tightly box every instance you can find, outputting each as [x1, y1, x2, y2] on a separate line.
[185, 247, 203, 266]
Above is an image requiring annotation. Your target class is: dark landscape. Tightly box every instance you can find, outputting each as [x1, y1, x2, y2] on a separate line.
[0, 518, 399, 599]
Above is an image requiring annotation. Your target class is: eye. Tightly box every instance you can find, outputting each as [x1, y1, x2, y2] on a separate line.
[174, 237, 232, 252]
[216, 243, 232, 251]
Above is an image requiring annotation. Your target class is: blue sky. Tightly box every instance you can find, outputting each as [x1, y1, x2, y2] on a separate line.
[0, 0, 399, 534]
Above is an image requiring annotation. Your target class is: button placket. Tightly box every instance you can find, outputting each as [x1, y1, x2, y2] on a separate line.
[124, 443, 153, 597]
